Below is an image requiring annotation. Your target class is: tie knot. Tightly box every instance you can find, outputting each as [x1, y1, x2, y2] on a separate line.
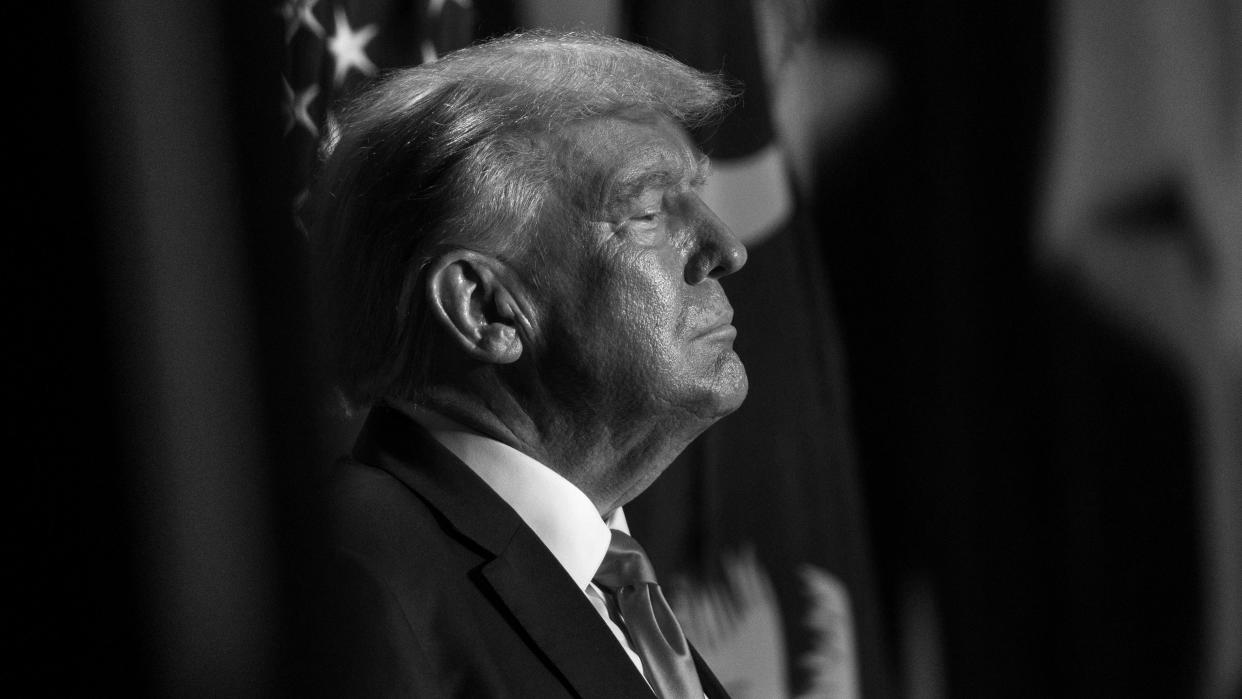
[593, 529, 658, 591]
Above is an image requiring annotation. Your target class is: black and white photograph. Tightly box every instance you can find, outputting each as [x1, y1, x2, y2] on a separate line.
[12, 1, 1240, 697]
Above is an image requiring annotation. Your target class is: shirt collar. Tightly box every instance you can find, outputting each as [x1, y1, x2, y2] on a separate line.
[407, 405, 627, 591]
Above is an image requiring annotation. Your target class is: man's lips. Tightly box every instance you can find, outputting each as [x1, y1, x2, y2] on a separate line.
[695, 310, 736, 340]
[698, 323, 737, 341]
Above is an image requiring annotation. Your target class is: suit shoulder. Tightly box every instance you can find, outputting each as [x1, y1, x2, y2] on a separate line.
[322, 457, 479, 584]
[326, 455, 432, 527]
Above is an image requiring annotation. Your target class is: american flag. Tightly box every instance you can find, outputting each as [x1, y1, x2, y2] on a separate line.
[281, 0, 515, 237]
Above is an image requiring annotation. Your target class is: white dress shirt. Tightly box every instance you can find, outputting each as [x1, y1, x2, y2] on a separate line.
[409, 407, 648, 679]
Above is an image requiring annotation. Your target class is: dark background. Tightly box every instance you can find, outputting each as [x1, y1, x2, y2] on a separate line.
[12, 1, 1228, 697]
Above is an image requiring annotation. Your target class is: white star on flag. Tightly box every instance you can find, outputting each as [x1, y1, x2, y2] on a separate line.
[328, 7, 379, 86]
[280, 0, 324, 43]
[283, 78, 320, 137]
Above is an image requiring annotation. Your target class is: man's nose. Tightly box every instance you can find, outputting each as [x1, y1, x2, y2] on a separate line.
[685, 197, 748, 284]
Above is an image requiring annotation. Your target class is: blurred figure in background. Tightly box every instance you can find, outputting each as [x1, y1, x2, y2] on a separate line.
[1042, 1, 1242, 696]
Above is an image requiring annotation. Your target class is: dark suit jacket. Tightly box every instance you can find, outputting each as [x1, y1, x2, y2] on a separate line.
[310, 403, 729, 698]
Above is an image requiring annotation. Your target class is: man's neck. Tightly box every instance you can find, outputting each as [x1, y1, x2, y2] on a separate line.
[408, 385, 706, 515]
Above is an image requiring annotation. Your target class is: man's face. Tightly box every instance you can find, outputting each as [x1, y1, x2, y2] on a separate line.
[525, 114, 748, 428]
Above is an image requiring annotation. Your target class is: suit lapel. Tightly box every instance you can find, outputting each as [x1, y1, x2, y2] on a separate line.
[482, 525, 657, 698]
[355, 404, 655, 698]
[353, 403, 520, 553]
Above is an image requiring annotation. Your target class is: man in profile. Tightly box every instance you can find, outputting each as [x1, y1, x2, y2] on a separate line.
[312, 31, 748, 697]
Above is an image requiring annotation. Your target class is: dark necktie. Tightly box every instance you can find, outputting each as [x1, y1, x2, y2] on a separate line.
[593, 529, 704, 699]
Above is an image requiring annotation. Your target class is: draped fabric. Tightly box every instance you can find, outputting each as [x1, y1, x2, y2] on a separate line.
[1042, 1, 1242, 695]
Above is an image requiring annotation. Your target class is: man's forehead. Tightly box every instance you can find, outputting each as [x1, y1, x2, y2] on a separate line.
[560, 115, 706, 195]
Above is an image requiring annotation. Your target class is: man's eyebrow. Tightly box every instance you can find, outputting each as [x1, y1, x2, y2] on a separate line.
[606, 155, 711, 206]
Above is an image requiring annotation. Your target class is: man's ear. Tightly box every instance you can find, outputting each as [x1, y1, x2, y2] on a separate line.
[425, 250, 531, 364]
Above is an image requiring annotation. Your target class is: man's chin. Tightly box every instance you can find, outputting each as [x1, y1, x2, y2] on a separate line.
[716, 361, 749, 415]
[696, 352, 749, 420]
